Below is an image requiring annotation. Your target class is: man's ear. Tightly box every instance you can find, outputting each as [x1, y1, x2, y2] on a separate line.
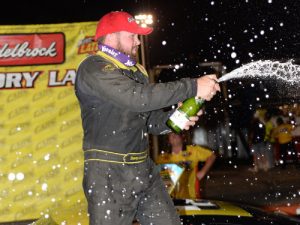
[103, 33, 115, 46]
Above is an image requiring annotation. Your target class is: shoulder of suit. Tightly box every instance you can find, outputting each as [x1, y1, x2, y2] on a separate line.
[83, 54, 119, 73]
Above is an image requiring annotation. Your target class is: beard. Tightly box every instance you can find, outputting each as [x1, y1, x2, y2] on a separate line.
[116, 41, 139, 62]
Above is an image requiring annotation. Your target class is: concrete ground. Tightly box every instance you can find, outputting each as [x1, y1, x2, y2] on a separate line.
[202, 160, 300, 215]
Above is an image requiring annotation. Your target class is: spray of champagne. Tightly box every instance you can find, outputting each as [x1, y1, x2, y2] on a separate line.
[218, 60, 300, 83]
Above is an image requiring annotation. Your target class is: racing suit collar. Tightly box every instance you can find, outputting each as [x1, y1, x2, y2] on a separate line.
[98, 43, 136, 67]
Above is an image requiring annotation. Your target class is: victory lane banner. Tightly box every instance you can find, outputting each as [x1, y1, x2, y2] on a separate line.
[0, 22, 98, 224]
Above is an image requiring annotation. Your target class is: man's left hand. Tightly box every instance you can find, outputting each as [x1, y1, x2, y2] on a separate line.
[183, 109, 204, 130]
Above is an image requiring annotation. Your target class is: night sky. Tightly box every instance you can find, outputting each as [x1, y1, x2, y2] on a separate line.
[2, 0, 299, 69]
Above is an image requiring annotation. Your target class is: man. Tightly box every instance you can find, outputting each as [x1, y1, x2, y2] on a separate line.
[272, 117, 298, 168]
[75, 11, 220, 225]
[157, 132, 216, 199]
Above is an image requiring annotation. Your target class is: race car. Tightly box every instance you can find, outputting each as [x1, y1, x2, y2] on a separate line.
[175, 198, 300, 225]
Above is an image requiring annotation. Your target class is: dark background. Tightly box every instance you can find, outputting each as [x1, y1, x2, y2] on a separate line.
[2, 0, 299, 69]
[1, 0, 300, 130]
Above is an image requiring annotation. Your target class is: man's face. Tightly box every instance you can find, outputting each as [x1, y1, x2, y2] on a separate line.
[115, 31, 140, 60]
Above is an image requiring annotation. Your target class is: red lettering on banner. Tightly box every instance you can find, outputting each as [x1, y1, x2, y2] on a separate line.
[0, 33, 65, 66]
[78, 36, 98, 54]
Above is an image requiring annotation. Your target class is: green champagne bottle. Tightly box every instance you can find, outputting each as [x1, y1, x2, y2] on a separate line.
[166, 97, 205, 134]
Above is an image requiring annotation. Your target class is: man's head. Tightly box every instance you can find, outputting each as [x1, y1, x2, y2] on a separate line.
[95, 11, 153, 59]
[168, 133, 184, 148]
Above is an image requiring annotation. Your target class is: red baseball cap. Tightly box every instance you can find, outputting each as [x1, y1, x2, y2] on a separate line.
[94, 11, 153, 40]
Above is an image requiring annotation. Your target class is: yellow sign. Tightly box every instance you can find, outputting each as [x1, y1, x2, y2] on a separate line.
[0, 22, 97, 224]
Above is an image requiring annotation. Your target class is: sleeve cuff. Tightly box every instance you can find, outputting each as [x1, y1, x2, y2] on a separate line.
[191, 78, 198, 97]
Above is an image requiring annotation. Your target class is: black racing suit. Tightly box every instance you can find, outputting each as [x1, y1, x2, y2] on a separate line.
[75, 50, 197, 225]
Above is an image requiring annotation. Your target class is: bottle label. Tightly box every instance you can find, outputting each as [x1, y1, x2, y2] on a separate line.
[169, 110, 189, 130]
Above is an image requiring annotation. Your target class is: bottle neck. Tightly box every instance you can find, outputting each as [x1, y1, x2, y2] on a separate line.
[195, 97, 205, 104]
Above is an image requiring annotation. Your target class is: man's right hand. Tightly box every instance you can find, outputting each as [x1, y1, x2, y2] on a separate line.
[196, 74, 220, 101]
